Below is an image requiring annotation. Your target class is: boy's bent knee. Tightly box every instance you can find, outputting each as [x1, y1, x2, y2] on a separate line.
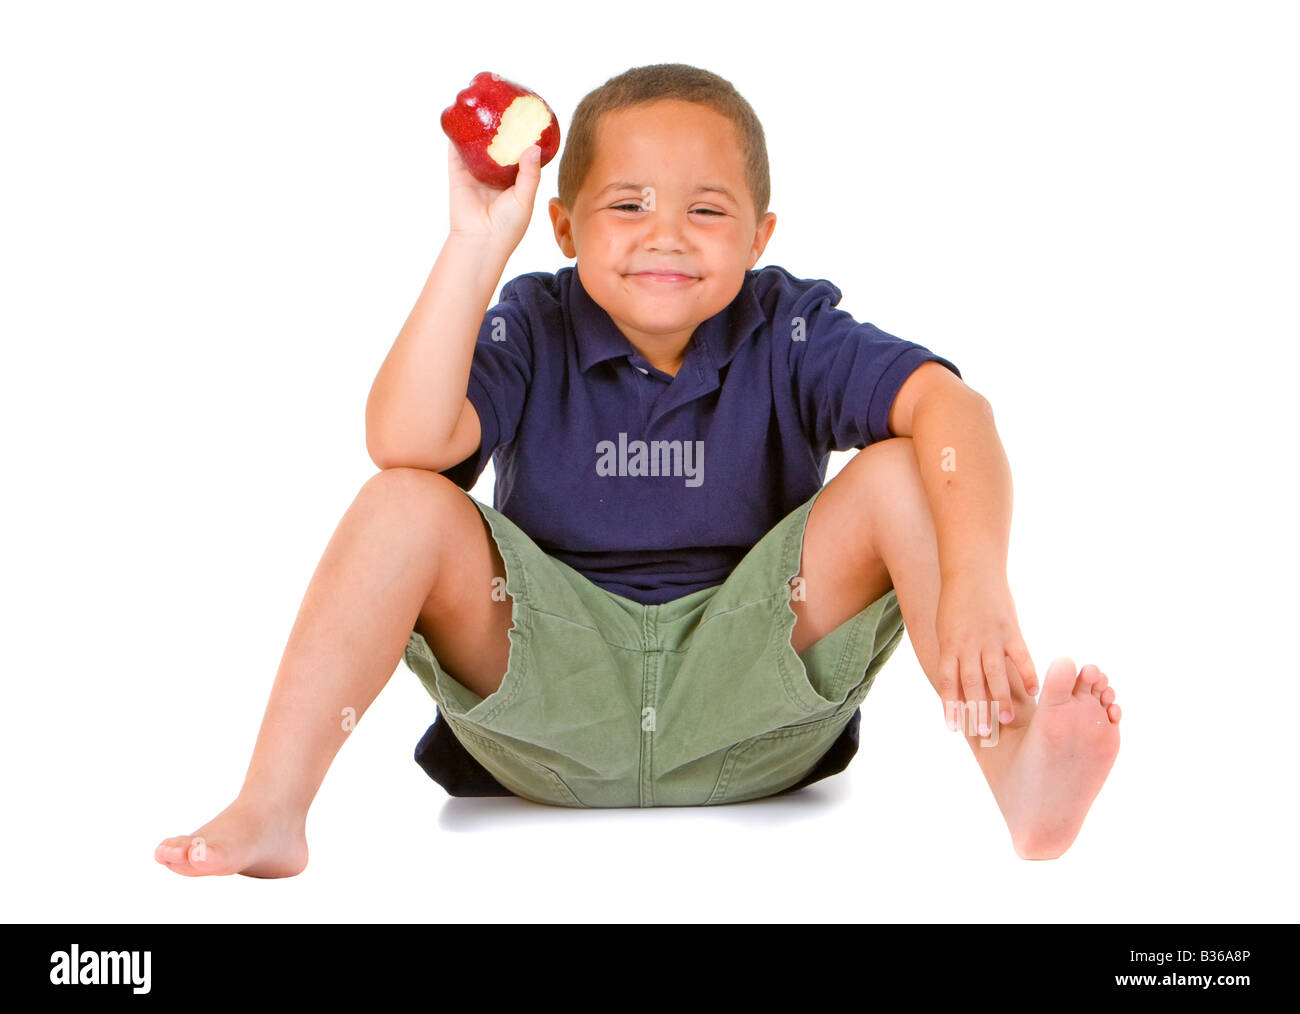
[830, 439, 931, 562]
[362, 466, 464, 505]
[353, 468, 473, 538]
[858, 435, 916, 473]
[836, 438, 924, 507]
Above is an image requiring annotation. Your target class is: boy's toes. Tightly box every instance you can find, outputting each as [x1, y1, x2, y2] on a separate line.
[1099, 686, 1115, 708]
[1107, 702, 1122, 723]
[1074, 664, 1104, 699]
[155, 834, 235, 875]
[183, 834, 241, 875]
[155, 836, 195, 866]
[1039, 657, 1078, 706]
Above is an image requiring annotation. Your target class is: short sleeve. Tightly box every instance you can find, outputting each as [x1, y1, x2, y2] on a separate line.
[438, 287, 534, 491]
[782, 278, 961, 453]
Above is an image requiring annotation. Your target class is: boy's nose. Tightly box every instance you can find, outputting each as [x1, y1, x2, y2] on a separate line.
[643, 229, 688, 254]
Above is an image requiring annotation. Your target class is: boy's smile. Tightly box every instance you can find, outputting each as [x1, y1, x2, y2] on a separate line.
[549, 99, 776, 377]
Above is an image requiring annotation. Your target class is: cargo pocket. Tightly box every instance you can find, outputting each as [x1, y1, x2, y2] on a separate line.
[772, 586, 905, 714]
[449, 720, 587, 808]
[705, 707, 862, 805]
[403, 608, 530, 730]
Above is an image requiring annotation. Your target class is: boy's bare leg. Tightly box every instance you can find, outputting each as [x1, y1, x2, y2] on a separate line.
[790, 438, 1121, 859]
[154, 467, 514, 878]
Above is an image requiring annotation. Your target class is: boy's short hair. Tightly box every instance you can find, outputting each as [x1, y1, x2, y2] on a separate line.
[556, 63, 771, 222]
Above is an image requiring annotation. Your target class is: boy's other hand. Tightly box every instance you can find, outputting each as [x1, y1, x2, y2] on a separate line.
[935, 570, 1038, 732]
[447, 140, 543, 252]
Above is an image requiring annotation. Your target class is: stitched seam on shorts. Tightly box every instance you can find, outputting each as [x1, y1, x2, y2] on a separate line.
[469, 600, 531, 726]
[477, 499, 648, 651]
[772, 490, 890, 708]
[451, 721, 585, 807]
[490, 511, 531, 605]
[702, 493, 821, 707]
[639, 607, 656, 807]
[463, 504, 537, 726]
[513, 607, 648, 658]
[768, 589, 829, 714]
[477, 502, 646, 660]
[521, 606, 646, 652]
[686, 494, 819, 625]
[404, 619, 529, 724]
[405, 629, 520, 719]
[761, 711, 856, 740]
[771, 499, 829, 713]
[828, 606, 867, 704]
[692, 599, 776, 627]
[708, 712, 854, 803]
[525, 607, 600, 628]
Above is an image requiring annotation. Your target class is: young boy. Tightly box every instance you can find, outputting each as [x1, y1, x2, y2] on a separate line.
[155, 63, 1120, 878]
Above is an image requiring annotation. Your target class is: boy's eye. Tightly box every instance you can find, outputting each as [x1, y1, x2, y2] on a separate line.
[611, 203, 724, 216]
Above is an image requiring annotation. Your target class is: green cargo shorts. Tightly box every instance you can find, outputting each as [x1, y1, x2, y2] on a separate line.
[401, 484, 906, 808]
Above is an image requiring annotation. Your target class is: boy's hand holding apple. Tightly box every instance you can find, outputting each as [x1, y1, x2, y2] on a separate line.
[442, 71, 560, 252]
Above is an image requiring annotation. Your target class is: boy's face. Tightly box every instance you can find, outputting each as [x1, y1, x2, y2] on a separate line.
[548, 99, 777, 372]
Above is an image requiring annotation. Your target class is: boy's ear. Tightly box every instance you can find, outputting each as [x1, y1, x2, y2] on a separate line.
[748, 211, 777, 269]
[549, 198, 576, 258]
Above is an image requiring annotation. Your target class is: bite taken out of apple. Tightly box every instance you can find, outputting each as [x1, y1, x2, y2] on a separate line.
[441, 71, 560, 189]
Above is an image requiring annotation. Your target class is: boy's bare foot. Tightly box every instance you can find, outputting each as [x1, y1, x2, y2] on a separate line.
[154, 797, 309, 878]
[983, 657, 1121, 860]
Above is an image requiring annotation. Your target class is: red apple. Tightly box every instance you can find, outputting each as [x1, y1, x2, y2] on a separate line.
[441, 71, 560, 189]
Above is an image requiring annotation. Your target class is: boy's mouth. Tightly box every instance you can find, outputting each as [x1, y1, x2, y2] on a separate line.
[628, 271, 698, 284]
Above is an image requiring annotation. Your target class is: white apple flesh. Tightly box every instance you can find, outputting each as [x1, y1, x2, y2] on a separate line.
[485, 95, 555, 167]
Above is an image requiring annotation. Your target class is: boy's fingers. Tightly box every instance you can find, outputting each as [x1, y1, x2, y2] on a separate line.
[1010, 640, 1037, 694]
[938, 652, 961, 729]
[982, 648, 1012, 725]
[518, 144, 541, 176]
[959, 651, 986, 731]
[509, 146, 542, 204]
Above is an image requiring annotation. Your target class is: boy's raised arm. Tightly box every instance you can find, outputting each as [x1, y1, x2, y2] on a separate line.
[365, 141, 543, 470]
[365, 235, 510, 470]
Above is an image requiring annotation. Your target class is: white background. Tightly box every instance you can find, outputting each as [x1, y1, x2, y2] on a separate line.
[2, 0, 1297, 923]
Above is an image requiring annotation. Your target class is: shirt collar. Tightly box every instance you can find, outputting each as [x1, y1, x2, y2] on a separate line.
[567, 265, 766, 375]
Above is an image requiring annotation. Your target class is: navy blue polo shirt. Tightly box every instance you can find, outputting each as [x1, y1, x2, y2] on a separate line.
[440, 263, 961, 605]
